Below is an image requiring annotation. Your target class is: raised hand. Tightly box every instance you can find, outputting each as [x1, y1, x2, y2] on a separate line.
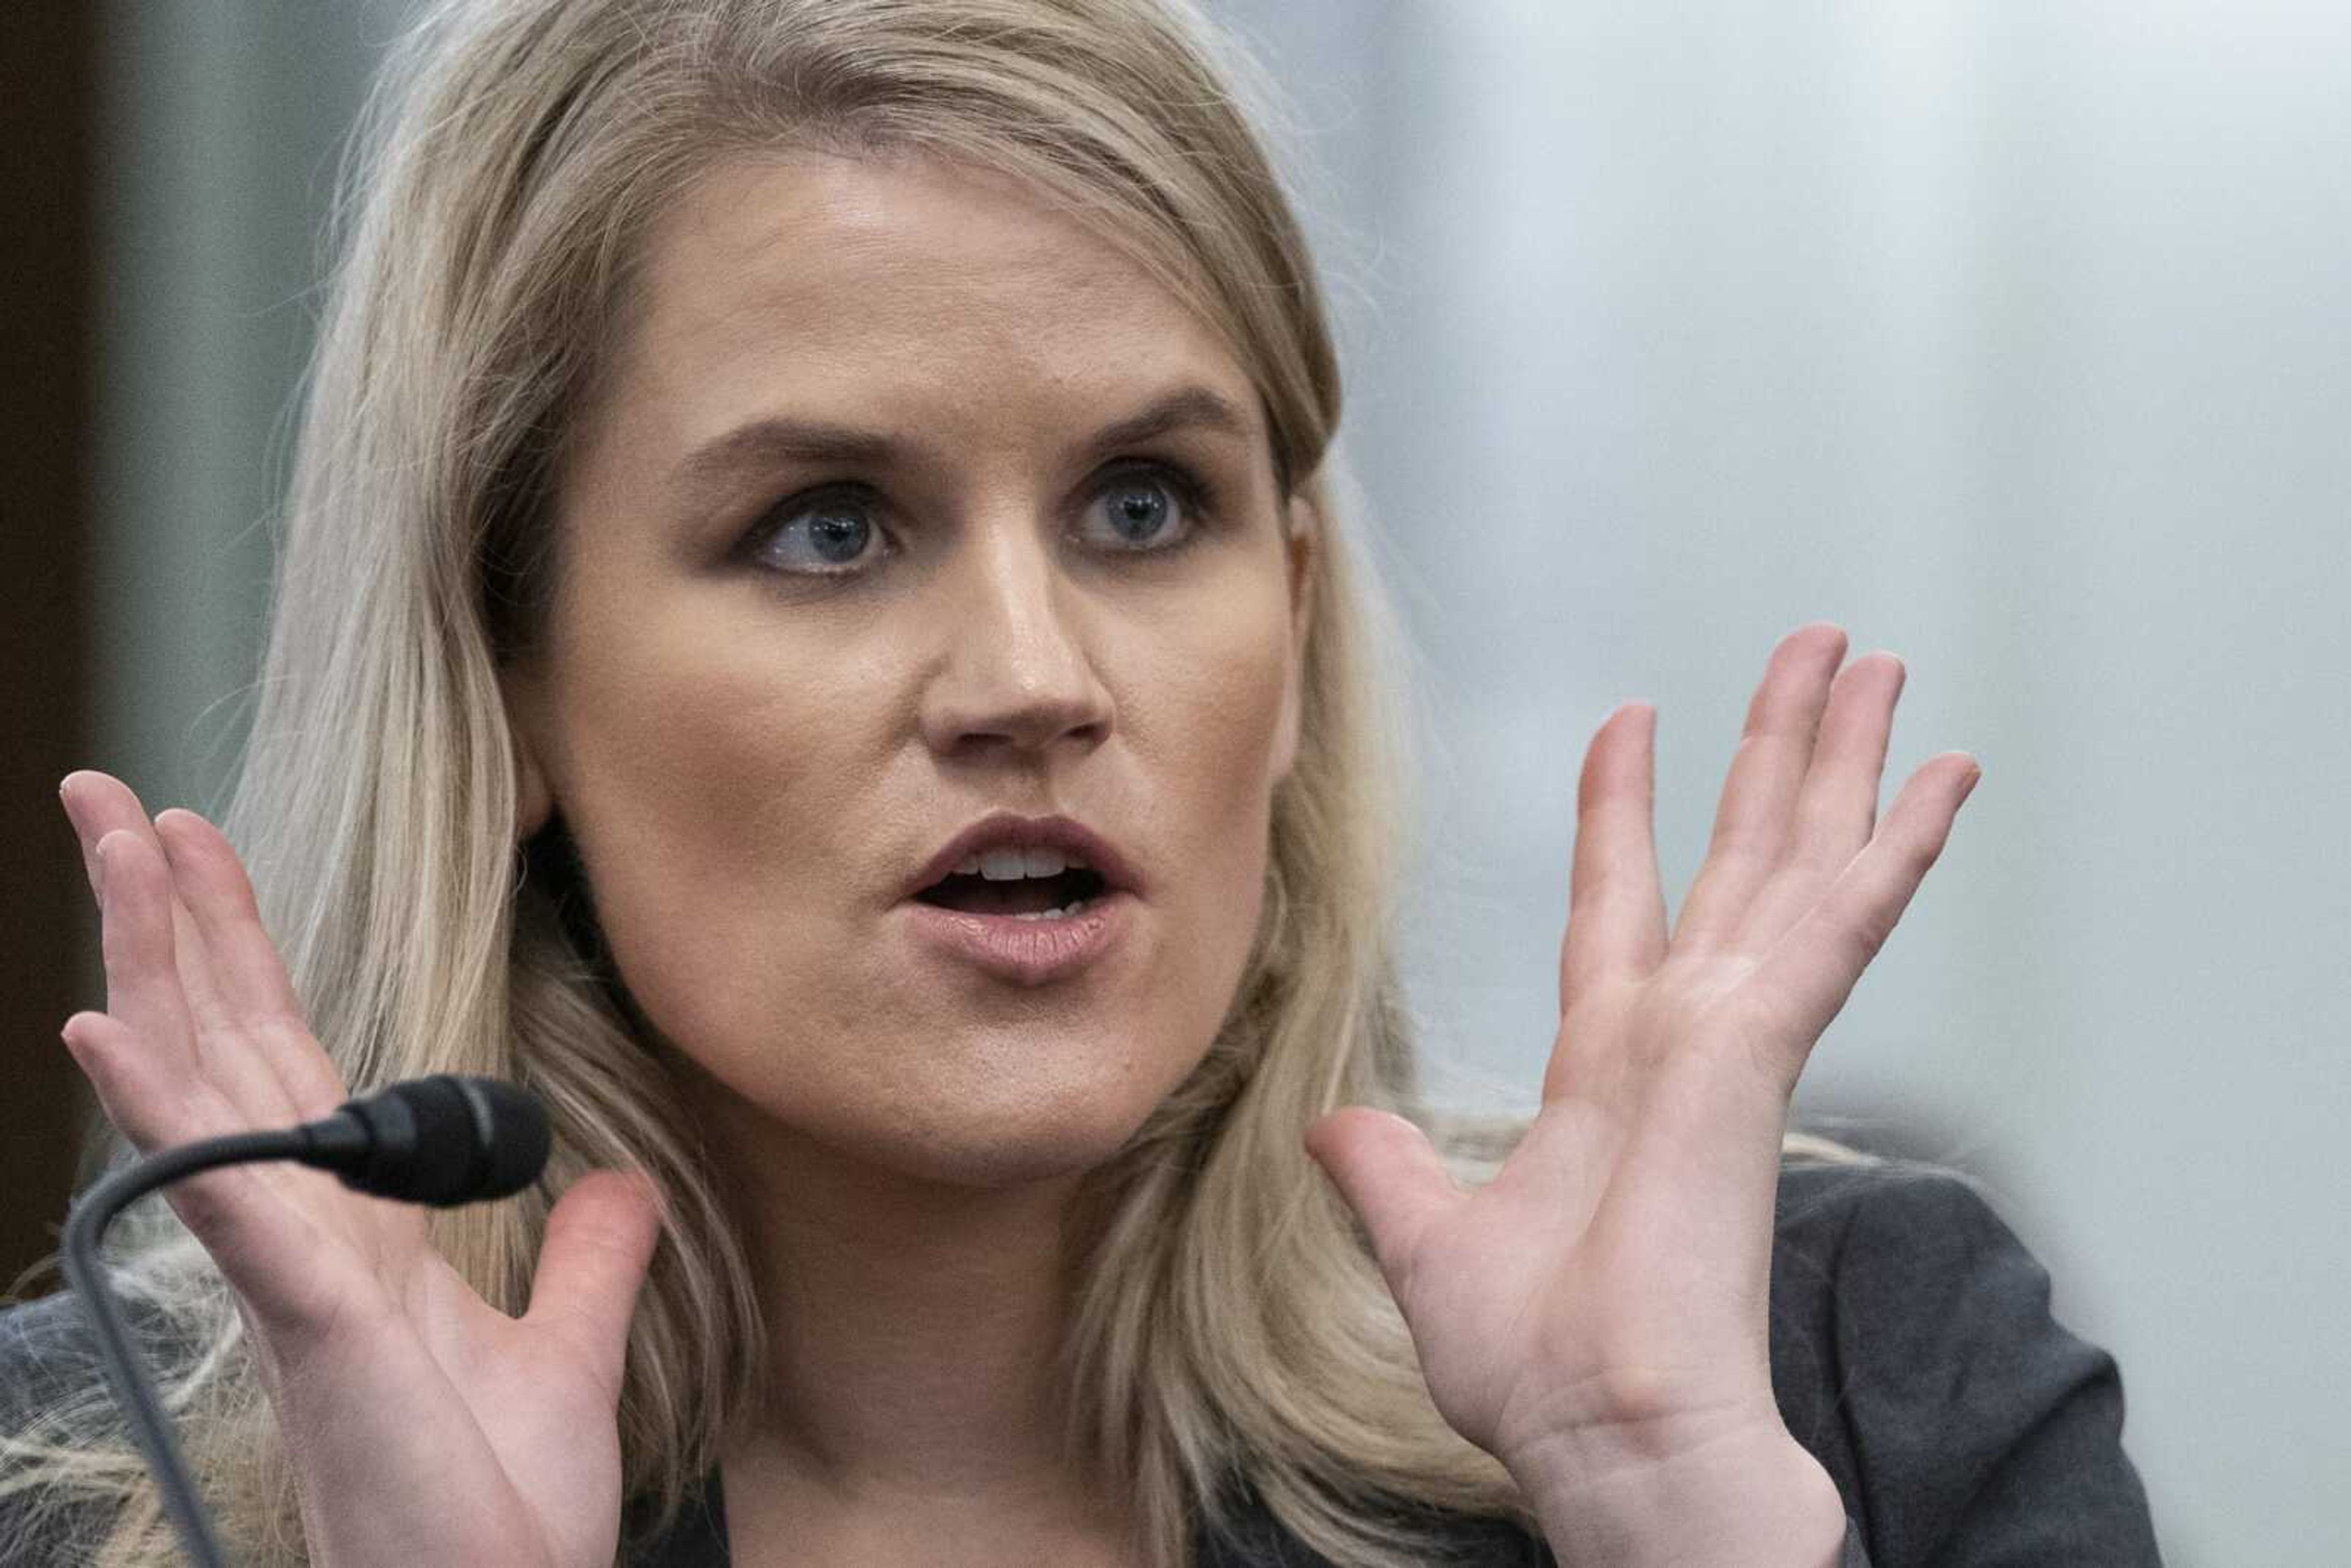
[1303, 624, 1981, 1566]
[55, 771, 665, 1568]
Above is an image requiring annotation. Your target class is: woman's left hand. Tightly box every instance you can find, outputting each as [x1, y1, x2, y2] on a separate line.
[1303, 623, 1980, 1563]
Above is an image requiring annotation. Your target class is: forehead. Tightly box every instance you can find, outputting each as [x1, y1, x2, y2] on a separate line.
[600, 149, 1257, 438]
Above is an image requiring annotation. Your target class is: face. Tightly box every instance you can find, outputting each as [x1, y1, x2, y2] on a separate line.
[504, 150, 1313, 1191]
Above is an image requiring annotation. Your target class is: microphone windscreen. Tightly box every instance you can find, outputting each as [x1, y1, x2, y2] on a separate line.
[450, 1076, 552, 1201]
[338, 1076, 550, 1206]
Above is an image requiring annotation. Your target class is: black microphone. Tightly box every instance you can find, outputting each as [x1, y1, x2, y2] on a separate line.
[59, 1076, 553, 1568]
[302, 1074, 552, 1206]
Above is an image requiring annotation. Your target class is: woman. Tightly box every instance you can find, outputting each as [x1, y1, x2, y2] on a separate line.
[0, 1, 2160, 1564]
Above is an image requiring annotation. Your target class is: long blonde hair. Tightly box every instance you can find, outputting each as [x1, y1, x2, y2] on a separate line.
[4, 2, 1876, 1564]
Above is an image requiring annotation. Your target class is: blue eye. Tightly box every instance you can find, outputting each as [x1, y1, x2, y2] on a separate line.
[1083, 463, 1213, 552]
[748, 491, 885, 576]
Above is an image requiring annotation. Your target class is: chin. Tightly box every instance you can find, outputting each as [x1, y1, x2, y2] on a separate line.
[913, 1090, 1172, 1190]
[665, 983, 1223, 1191]
[846, 1041, 1193, 1190]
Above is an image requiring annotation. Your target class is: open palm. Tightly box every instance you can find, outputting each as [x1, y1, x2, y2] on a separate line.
[58, 771, 663, 1568]
[1305, 624, 1982, 1484]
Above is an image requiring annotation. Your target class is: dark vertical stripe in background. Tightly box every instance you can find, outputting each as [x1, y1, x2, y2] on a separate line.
[0, 7, 100, 1301]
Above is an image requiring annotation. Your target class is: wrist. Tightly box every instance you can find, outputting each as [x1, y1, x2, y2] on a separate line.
[1509, 1428, 1847, 1568]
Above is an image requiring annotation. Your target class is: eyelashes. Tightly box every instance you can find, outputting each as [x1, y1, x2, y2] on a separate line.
[738, 459, 1224, 579]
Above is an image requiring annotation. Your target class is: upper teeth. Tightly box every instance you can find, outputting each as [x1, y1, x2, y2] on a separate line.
[955, 846, 1090, 880]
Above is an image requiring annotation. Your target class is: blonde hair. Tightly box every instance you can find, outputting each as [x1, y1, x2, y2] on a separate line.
[4, 2, 1878, 1564]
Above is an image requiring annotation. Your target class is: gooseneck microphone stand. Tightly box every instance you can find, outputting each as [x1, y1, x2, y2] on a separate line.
[58, 1075, 553, 1568]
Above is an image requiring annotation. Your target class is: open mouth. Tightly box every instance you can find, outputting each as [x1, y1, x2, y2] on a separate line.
[915, 867, 1109, 920]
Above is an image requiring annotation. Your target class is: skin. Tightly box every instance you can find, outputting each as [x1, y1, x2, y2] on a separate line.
[47, 133, 1981, 1568]
[501, 148, 1315, 1562]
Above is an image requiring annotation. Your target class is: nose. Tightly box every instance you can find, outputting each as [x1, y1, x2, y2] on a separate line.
[917, 517, 1112, 762]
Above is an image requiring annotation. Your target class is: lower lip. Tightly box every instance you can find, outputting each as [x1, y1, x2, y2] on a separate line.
[899, 891, 1136, 986]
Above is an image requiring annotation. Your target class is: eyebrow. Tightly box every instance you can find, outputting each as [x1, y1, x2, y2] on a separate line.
[666, 383, 1258, 502]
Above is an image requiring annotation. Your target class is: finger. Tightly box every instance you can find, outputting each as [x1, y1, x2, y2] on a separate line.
[94, 830, 204, 1091]
[64, 772, 200, 937]
[1727, 652, 1906, 953]
[155, 809, 345, 1120]
[522, 1170, 666, 1405]
[1559, 702, 1668, 1012]
[61, 1008, 208, 1155]
[58, 774, 107, 904]
[62, 774, 245, 1060]
[58, 1010, 276, 1266]
[1670, 624, 1848, 955]
[84, 830, 259, 1159]
[1303, 1108, 1465, 1294]
[1738, 757, 1981, 1075]
[64, 1002, 370, 1333]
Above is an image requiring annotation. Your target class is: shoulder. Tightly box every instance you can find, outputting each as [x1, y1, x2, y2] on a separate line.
[0, 1291, 112, 1568]
[1768, 1158, 2031, 1310]
[0, 1291, 104, 1422]
[1767, 1158, 2101, 1392]
[1766, 1160, 2164, 1565]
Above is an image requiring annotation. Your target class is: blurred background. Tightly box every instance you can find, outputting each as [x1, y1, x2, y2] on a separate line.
[4, 3, 2345, 1562]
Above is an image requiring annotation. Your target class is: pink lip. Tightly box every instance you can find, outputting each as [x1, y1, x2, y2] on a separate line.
[899, 891, 1136, 987]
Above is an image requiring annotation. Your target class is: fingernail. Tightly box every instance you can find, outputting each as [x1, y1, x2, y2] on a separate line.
[1960, 767, 1983, 803]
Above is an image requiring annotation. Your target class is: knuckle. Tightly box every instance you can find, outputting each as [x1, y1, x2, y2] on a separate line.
[1707, 831, 1773, 872]
[1847, 908, 1896, 962]
[1783, 836, 1844, 887]
[1904, 828, 1947, 875]
[252, 1009, 312, 1046]
[167, 1170, 243, 1237]
[1734, 1025, 1798, 1092]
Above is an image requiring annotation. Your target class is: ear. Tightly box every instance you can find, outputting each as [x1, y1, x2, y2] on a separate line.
[500, 668, 556, 842]
[1270, 492, 1319, 787]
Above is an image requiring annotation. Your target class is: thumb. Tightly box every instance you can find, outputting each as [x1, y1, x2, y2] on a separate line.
[1303, 1108, 1464, 1291]
[523, 1168, 665, 1403]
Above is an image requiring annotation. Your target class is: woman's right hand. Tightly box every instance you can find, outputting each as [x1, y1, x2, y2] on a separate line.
[57, 771, 666, 1568]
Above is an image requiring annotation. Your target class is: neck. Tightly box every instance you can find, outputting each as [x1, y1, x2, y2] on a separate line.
[680, 1065, 1134, 1540]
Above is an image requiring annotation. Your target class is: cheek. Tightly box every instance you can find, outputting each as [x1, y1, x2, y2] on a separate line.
[1114, 577, 1296, 961]
[544, 608, 902, 1059]
[1127, 570, 1297, 812]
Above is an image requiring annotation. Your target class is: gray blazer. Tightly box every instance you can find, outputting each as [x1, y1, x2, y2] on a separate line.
[1, 1163, 2162, 1566]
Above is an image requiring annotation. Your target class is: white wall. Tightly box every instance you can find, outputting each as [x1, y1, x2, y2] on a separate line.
[100, 2, 2348, 1562]
[94, 0, 416, 816]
